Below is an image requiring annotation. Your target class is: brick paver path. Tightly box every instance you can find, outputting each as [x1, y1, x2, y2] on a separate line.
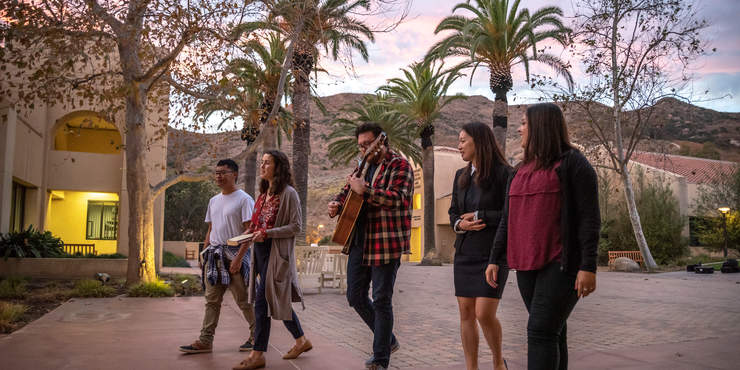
[297, 265, 740, 369]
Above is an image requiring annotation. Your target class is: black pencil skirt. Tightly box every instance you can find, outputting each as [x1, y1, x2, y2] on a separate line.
[453, 253, 509, 298]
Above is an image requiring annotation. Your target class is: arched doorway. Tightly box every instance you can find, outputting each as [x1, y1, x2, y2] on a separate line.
[46, 111, 123, 255]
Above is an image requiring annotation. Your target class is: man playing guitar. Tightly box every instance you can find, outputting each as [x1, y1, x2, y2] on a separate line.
[328, 122, 414, 370]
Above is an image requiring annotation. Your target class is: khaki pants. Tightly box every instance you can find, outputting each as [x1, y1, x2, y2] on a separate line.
[199, 270, 256, 345]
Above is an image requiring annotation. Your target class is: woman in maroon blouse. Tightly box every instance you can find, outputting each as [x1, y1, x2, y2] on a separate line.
[486, 103, 601, 370]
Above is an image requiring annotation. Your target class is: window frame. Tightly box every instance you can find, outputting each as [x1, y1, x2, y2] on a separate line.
[86, 200, 119, 240]
[9, 182, 26, 233]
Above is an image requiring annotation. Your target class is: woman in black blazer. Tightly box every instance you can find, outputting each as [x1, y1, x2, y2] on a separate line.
[449, 122, 512, 370]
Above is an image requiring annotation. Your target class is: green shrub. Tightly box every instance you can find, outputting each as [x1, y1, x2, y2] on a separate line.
[72, 279, 117, 298]
[166, 274, 202, 296]
[164, 181, 218, 241]
[601, 172, 688, 265]
[0, 276, 29, 299]
[163, 251, 190, 267]
[128, 279, 175, 297]
[0, 301, 27, 332]
[0, 226, 65, 259]
[692, 168, 740, 253]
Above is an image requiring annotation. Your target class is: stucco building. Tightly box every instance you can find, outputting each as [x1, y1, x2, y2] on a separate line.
[626, 151, 738, 243]
[408, 146, 467, 263]
[0, 96, 167, 265]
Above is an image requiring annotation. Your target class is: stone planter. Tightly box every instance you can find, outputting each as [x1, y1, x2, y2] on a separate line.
[0, 258, 128, 279]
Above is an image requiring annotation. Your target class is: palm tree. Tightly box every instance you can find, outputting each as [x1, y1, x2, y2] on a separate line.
[233, 0, 375, 238]
[427, 0, 573, 156]
[379, 61, 464, 265]
[328, 93, 422, 166]
[235, 33, 295, 151]
[197, 33, 293, 196]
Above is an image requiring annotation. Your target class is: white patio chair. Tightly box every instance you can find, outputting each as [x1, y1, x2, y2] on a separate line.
[295, 245, 326, 291]
[319, 253, 348, 294]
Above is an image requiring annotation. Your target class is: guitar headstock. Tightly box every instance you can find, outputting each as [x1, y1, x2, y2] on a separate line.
[357, 132, 388, 173]
[365, 132, 387, 160]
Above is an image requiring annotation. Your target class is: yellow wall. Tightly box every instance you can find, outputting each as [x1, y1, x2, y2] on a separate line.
[409, 227, 422, 263]
[54, 112, 121, 154]
[46, 191, 119, 254]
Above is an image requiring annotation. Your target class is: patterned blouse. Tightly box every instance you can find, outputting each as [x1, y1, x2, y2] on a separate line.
[249, 192, 281, 235]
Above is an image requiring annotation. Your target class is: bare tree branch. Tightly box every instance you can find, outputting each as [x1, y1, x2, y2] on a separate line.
[164, 75, 219, 100]
[85, 0, 123, 35]
[139, 29, 195, 84]
[151, 173, 211, 199]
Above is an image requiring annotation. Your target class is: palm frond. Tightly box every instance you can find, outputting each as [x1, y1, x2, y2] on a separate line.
[328, 94, 422, 166]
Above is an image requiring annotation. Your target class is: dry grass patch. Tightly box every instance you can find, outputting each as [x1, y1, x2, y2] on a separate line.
[0, 301, 28, 333]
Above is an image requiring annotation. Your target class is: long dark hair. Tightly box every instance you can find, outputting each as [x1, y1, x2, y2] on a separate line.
[523, 103, 573, 170]
[458, 122, 508, 189]
[259, 150, 295, 195]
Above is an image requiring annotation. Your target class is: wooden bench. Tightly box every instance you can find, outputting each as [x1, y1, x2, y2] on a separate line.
[608, 250, 644, 270]
[63, 243, 96, 255]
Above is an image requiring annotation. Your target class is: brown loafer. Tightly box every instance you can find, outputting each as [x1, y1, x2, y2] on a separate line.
[178, 340, 212, 354]
[282, 339, 313, 359]
[232, 356, 265, 370]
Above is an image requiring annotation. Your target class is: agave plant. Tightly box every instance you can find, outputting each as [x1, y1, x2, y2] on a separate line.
[0, 225, 66, 260]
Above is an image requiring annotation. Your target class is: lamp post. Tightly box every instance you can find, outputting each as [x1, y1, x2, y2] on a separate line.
[718, 207, 730, 258]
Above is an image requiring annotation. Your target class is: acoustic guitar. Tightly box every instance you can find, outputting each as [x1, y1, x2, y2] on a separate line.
[331, 132, 388, 246]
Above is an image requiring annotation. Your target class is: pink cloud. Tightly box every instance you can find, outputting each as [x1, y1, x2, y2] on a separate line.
[312, 0, 740, 112]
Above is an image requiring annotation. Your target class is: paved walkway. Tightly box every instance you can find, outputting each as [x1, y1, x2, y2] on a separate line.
[1, 264, 739, 369]
[297, 265, 740, 369]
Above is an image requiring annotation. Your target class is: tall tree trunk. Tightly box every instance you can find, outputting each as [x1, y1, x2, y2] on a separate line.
[262, 123, 277, 151]
[243, 150, 258, 198]
[619, 169, 658, 269]
[491, 90, 508, 158]
[490, 65, 510, 160]
[609, 3, 657, 271]
[124, 82, 157, 284]
[260, 99, 277, 151]
[420, 128, 441, 265]
[292, 64, 311, 242]
[614, 110, 658, 270]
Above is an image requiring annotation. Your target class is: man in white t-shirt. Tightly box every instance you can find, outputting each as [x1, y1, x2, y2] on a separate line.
[179, 159, 257, 354]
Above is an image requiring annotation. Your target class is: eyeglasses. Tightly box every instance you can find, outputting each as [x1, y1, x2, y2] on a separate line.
[358, 142, 373, 151]
[214, 171, 234, 176]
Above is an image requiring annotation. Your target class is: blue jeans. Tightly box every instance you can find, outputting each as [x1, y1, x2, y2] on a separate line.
[516, 261, 579, 370]
[346, 242, 399, 368]
[253, 239, 304, 352]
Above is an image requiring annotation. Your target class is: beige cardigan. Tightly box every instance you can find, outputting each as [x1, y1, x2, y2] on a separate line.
[247, 185, 304, 320]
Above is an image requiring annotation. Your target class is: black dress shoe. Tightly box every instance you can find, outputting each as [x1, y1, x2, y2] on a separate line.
[364, 341, 400, 366]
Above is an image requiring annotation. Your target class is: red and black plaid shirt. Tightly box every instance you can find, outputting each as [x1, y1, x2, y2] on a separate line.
[334, 151, 414, 266]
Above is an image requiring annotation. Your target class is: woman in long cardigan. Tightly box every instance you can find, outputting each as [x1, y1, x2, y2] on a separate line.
[233, 150, 311, 370]
[449, 122, 512, 370]
[486, 103, 600, 370]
